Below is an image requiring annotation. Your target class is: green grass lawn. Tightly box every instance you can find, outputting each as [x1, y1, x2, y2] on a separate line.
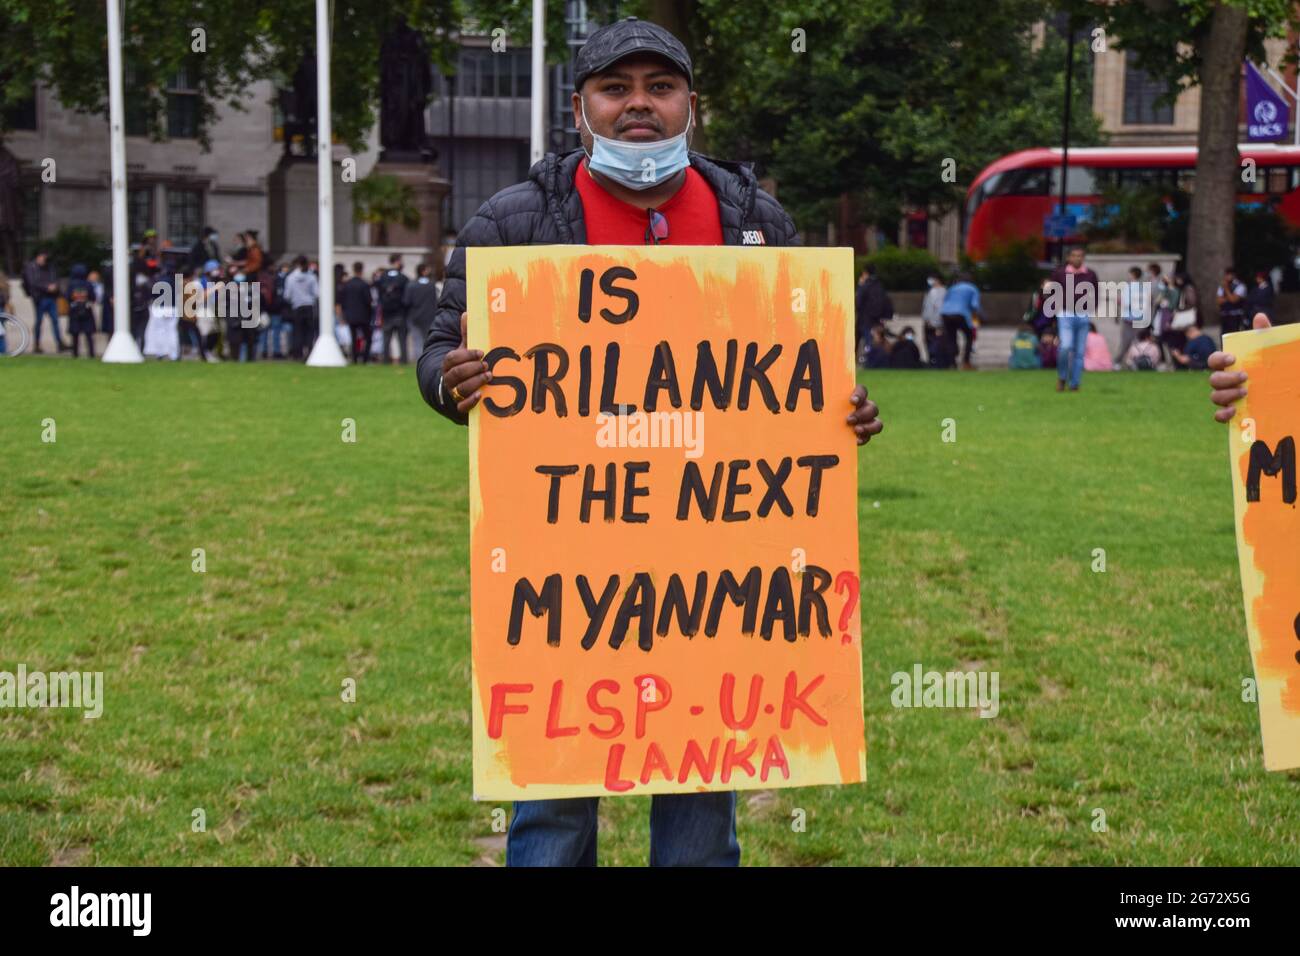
[1, 358, 1297, 866]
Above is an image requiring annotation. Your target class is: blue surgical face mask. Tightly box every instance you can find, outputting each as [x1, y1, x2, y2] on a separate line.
[580, 99, 693, 191]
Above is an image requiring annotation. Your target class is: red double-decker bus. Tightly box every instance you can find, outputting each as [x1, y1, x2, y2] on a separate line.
[964, 144, 1300, 261]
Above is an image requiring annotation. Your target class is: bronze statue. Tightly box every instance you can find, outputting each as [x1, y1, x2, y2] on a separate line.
[278, 52, 318, 159]
[379, 20, 433, 162]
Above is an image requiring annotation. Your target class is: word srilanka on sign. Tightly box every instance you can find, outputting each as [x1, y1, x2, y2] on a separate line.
[466, 245, 866, 799]
[1225, 322, 1300, 771]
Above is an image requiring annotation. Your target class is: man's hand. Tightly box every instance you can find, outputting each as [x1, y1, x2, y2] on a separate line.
[442, 312, 491, 414]
[1207, 311, 1271, 423]
[847, 384, 882, 446]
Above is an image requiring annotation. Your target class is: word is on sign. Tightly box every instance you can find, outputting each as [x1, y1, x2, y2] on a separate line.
[465, 245, 866, 799]
[1225, 321, 1300, 771]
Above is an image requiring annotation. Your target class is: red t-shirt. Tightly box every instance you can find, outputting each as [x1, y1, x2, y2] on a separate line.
[575, 159, 724, 245]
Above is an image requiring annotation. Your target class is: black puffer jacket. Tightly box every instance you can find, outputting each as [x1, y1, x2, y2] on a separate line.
[417, 147, 801, 424]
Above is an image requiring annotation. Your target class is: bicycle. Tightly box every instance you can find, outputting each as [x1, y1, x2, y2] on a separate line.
[0, 310, 30, 356]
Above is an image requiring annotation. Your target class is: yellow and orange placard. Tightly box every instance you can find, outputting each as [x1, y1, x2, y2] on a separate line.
[1225, 322, 1300, 771]
[465, 245, 865, 799]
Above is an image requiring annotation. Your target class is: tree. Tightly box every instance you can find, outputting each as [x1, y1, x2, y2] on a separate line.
[685, 0, 1103, 235]
[352, 171, 420, 245]
[0, 0, 592, 151]
[1079, 0, 1299, 321]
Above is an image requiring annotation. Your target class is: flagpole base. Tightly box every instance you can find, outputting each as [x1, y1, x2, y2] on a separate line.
[101, 329, 144, 363]
[306, 331, 347, 367]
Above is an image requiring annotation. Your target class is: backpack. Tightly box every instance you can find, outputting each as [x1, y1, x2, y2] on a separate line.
[380, 272, 405, 313]
[1134, 353, 1156, 371]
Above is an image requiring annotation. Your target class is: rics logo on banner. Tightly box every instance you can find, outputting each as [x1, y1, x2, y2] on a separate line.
[1245, 61, 1289, 141]
[1251, 100, 1284, 139]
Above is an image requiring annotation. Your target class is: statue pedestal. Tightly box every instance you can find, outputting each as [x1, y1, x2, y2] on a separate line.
[267, 155, 356, 259]
[369, 161, 450, 255]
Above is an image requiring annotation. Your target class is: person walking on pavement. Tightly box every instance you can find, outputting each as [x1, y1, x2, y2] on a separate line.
[283, 255, 319, 360]
[225, 269, 259, 362]
[1114, 266, 1145, 368]
[920, 271, 947, 367]
[1245, 269, 1275, 325]
[22, 248, 67, 353]
[377, 253, 410, 364]
[939, 271, 981, 370]
[416, 15, 884, 868]
[337, 261, 375, 364]
[261, 261, 291, 359]
[403, 262, 439, 359]
[130, 244, 156, 350]
[65, 263, 96, 358]
[1217, 266, 1247, 337]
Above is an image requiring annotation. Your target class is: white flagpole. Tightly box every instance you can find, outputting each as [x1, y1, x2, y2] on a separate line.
[306, 0, 346, 366]
[530, 0, 545, 164]
[101, 0, 143, 363]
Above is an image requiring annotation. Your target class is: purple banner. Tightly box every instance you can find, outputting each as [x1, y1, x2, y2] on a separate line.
[1245, 61, 1290, 142]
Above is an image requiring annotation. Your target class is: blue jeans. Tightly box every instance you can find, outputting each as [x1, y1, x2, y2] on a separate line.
[1057, 312, 1090, 388]
[34, 296, 65, 349]
[258, 313, 284, 357]
[506, 792, 740, 866]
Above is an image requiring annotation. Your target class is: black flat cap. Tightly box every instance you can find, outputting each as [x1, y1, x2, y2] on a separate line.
[573, 16, 693, 92]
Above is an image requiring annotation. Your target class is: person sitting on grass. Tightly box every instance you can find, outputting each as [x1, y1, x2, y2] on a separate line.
[1038, 327, 1059, 369]
[1207, 312, 1273, 422]
[1083, 321, 1112, 372]
[865, 324, 892, 369]
[1008, 322, 1041, 369]
[889, 326, 923, 369]
[1170, 325, 1217, 371]
[1123, 328, 1161, 371]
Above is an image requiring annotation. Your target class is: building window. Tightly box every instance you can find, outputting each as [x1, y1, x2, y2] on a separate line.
[128, 186, 154, 242]
[124, 64, 151, 136]
[3, 87, 37, 131]
[167, 63, 200, 139]
[456, 48, 532, 98]
[167, 188, 203, 248]
[514, 49, 532, 99]
[1123, 51, 1174, 125]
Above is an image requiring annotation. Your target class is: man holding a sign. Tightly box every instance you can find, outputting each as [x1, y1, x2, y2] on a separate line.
[417, 17, 883, 866]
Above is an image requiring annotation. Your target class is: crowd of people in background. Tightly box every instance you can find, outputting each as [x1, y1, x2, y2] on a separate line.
[1019, 252, 1224, 380]
[851, 246, 1286, 384]
[8, 234, 1287, 371]
[3, 226, 447, 363]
